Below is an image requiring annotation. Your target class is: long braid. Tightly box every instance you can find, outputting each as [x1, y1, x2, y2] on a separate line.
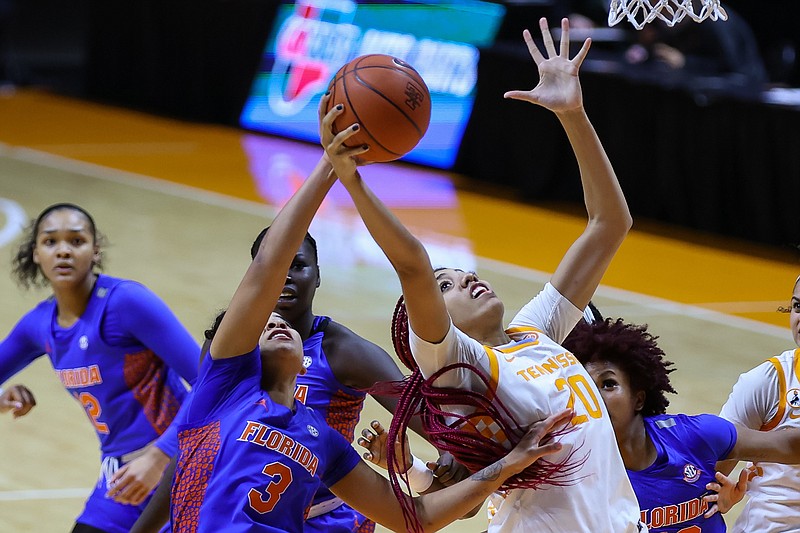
[416, 363, 584, 489]
[381, 297, 585, 531]
[382, 296, 425, 532]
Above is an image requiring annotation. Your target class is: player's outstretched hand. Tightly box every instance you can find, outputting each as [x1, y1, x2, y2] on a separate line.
[703, 469, 748, 517]
[318, 92, 370, 184]
[0, 384, 36, 419]
[358, 420, 412, 473]
[503, 17, 590, 114]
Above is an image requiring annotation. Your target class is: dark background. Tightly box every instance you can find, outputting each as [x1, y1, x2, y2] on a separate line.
[1, 0, 798, 250]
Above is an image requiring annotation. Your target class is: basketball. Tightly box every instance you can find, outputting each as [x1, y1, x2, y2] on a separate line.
[326, 54, 431, 163]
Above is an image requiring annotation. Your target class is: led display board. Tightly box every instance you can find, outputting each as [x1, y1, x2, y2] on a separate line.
[239, 0, 506, 169]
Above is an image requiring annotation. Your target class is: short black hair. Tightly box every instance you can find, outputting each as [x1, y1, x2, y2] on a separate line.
[250, 227, 318, 262]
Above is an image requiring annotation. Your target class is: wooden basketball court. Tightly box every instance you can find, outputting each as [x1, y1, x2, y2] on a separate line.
[0, 88, 797, 531]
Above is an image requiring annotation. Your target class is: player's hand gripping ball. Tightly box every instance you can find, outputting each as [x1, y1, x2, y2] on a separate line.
[326, 54, 431, 162]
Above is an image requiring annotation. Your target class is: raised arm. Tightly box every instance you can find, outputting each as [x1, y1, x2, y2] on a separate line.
[210, 153, 335, 359]
[320, 106, 450, 347]
[504, 18, 632, 310]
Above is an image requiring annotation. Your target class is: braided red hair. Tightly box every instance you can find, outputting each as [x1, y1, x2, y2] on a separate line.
[378, 296, 585, 531]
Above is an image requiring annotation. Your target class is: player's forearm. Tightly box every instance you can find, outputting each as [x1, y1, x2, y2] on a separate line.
[341, 174, 431, 277]
[411, 459, 515, 530]
[557, 109, 631, 232]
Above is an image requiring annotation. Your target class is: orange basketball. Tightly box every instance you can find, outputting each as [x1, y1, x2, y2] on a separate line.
[326, 54, 431, 163]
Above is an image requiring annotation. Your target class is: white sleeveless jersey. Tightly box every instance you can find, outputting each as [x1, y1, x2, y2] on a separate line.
[720, 348, 800, 533]
[410, 283, 644, 532]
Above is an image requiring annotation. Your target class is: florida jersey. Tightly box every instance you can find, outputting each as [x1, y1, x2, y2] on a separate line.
[0, 274, 198, 457]
[172, 348, 361, 532]
[630, 414, 736, 532]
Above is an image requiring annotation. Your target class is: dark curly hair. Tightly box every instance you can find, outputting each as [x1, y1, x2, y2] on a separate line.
[11, 203, 106, 289]
[562, 318, 676, 417]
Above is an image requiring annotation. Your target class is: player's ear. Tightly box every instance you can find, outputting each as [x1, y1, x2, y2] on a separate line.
[634, 390, 646, 413]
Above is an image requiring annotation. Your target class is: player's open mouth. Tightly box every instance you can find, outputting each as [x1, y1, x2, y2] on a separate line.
[279, 288, 296, 300]
[470, 283, 491, 299]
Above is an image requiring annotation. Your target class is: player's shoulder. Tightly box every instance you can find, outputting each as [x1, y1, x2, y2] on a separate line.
[323, 319, 383, 353]
[648, 412, 731, 436]
[17, 297, 56, 332]
[647, 412, 703, 430]
[100, 275, 159, 304]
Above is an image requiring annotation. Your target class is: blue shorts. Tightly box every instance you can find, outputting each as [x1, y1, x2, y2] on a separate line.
[305, 502, 375, 533]
[75, 454, 156, 533]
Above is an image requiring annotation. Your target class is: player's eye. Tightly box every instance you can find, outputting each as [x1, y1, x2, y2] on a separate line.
[602, 379, 617, 389]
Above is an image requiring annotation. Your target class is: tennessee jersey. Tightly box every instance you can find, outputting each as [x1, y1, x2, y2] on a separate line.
[409, 283, 644, 532]
[630, 414, 736, 532]
[172, 347, 361, 532]
[720, 348, 800, 533]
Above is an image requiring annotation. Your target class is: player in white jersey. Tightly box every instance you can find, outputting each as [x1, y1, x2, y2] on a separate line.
[718, 274, 800, 533]
[324, 17, 643, 533]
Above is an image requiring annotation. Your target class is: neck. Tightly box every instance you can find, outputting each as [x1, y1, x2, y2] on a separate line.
[474, 325, 510, 347]
[262, 375, 298, 410]
[294, 312, 315, 341]
[52, 274, 97, 326]
[616, 415, 656, 471]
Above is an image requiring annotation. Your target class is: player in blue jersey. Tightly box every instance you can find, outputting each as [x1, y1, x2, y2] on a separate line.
[171, 104, 574, 532]
[248, 227, 469, 532]
[0, 203, 200, 533]
[561, 316, 800, 532]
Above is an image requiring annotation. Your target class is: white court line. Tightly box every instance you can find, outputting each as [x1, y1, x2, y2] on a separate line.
[478, 257, 789, 339]
[0, 197, 26, 247]
[1, 143, 790, 342]
[0, 488, 90, 501]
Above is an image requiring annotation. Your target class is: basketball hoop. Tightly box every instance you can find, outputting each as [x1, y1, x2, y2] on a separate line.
[608, 0, 728, 30]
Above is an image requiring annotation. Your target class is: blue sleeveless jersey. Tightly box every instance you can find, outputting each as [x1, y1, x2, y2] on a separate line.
[295, 316, 367, 439]
[295, 316, 373, 532]
[630, 413, 737, 532]
[172, 348, 361, 532]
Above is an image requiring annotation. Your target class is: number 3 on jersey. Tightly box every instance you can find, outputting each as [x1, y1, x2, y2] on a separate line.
[249, 462, 293, 514]
[555, 374, 602, 425]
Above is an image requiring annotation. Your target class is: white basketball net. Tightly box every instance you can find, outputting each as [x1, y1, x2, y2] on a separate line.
[608, 0, 728, 30]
